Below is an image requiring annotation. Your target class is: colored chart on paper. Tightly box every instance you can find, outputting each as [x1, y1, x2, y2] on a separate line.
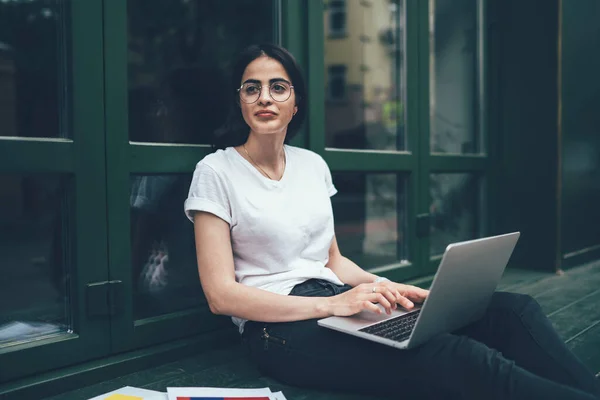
[168, 387, 279, 400]
[176, 397, 270, 400]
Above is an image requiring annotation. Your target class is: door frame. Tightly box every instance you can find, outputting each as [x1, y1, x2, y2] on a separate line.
[103, 0, 289, 353]
[0, 0, 111, 384]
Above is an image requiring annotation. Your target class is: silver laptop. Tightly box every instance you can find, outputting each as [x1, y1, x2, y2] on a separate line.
[318, 232, 520, 350]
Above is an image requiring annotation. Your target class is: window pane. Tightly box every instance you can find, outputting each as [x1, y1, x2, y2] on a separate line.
[127, 0, 275, 144]
[430, 0, 482, 154]
[0, 175, 71, 347]
[328, 65, 347, 100]
[0, 1, 70, 139]
[328, 1, 347, 36]
[324, 0, 407, 151]
[130, 174, 203, 319]
[430, 173, 480, 255]
[332, 173, 409, 269]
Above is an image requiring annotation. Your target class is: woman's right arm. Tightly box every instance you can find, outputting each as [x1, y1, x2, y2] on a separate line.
[193, 211, 399, 322]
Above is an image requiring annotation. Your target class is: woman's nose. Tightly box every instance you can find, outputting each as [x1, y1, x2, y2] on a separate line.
[258, 86, 273, 104]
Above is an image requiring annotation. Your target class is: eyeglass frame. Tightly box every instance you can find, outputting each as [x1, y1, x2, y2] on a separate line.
[237, 81, 295, 104]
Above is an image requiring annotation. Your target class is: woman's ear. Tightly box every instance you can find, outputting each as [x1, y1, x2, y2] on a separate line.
[293, 105, 298, 116]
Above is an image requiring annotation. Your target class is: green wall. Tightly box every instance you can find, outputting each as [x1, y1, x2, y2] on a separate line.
[489, 0, 559, 270]
[560, 0, 600, 262]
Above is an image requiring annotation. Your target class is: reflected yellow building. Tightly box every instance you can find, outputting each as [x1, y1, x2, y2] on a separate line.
[324, 0, 405, 150]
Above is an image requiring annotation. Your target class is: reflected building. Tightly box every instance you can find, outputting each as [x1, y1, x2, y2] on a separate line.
[429, 0, 480, 154]
[324, 1, 408, 268]
[324, 0, 406, 151]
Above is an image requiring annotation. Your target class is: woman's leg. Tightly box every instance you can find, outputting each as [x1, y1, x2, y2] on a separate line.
[242, 281, 598, 400]
[456, 292, 600, 397]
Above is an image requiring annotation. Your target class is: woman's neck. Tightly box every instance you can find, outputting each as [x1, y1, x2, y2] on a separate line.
[240, 133, 287, 180]
[244, 133, 286, 168]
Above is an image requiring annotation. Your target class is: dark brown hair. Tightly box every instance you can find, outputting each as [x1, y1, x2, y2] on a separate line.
[212, 43, 307, 150]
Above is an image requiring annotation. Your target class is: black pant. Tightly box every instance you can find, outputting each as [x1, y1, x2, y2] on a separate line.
[243, 279, 600, 400]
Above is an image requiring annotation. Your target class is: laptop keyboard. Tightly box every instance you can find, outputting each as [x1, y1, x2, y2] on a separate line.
[359, 309, 421, 342]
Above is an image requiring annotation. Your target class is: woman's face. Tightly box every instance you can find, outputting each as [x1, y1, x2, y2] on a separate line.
[239, 56, 298, 138]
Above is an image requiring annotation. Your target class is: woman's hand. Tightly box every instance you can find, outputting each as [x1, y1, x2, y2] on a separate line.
[381, 281, 429, 309]
[325, 281, 430, 317]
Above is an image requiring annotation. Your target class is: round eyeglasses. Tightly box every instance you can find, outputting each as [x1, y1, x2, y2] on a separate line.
[237, 81, 294, 104]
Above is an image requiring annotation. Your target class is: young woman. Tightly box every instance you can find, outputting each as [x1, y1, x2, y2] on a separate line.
[185, 43, 599, 400]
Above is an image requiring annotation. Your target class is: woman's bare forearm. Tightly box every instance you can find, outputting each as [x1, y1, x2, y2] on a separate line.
[326, 254, 379, 287]
[207, 280, 334, 322]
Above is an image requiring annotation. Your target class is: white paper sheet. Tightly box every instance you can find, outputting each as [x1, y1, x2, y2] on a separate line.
[271, 391, 288, 400]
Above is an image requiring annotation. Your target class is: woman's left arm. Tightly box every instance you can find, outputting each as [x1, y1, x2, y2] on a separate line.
[326, 235, 429, 306]
[325, 235, 379, 286]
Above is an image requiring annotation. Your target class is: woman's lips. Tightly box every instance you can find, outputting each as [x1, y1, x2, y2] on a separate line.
[255, 111, 276, 117]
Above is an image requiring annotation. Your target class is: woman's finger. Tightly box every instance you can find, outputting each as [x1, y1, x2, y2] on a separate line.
[408, 287, 429, 301]
[378, 287, 398, 310]
[396, 295, 414, 309]
[361, 300, 382, 314]
[412, 286, 429, 296]
[371, 293, 393, 314]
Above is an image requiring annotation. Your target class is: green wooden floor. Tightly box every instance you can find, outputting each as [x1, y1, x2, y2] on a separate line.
[44, 261, 600, 400]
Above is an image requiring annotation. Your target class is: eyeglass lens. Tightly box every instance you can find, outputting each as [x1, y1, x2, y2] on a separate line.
[239, 82, 292, 103]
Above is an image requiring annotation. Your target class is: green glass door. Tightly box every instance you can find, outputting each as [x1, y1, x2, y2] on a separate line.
[103, 0, 283, 352]
[316, 0, 490, 279]
[0, 1, 111, 384]
[424, 0, 489, 272]
[317, 0, 423, 281]
[0, 0, 492, 388]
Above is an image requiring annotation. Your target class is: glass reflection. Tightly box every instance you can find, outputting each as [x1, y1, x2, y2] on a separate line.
[127, 0, 275, 144]
[0, 174, 70, 347]
[430, 173, 480, 255]
[130, 174, 203, 319]
[430, 0, 481, 154]
[324, 0, 407, 151]
[332, 173, 408, 269]
[0, 0, 69, 138]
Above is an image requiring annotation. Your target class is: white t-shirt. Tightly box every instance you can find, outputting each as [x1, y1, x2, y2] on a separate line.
[184, 145, 344, 331]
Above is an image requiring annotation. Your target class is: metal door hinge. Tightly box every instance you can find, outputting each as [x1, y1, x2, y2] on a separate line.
[86, 280, 123, 317]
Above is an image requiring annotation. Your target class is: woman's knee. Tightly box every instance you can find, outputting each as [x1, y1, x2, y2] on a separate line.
[490, 291, 540, 314]
[419, 334, 515, 398]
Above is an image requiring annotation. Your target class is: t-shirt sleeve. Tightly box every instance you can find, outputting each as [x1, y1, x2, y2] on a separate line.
[184, 162, 232, 225]
[317, 154, 337, 197]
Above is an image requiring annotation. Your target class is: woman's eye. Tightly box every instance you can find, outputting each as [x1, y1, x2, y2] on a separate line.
[272, 84, 286, 93]
[245, 85, 260, 94]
